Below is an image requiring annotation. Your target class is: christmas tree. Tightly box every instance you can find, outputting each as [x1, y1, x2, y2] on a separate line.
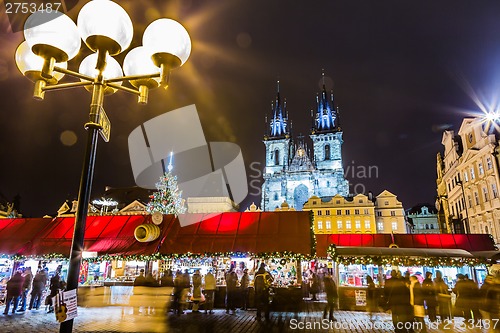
[146, 172, 186, 216]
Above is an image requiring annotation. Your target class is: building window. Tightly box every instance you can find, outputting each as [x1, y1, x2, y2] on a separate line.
[487, 157, 493, 170]
[336, 209, 342, 215]
[274, 149, 280, 166]
[483, 187, 489, 202]
[377, 222, 384, 231]
[425, 224, 429, 229]
[355, 220, 361, 229]
[468, 195, 472, 208]
[474, 192, 480, 205]
[359, 199, 363, 203]
[345, 209, 350, 215]
[364, 209, 369, 215]
[317, 210, 322, 216]
[337, 220, 342, 229]
[479, 163, 484, 176]
[471, 167, 475, 180]
[430, 224, 434, 229]
[324, 144, 331, 160]
[390, 211, 396, 216]
[346, 221, 351, 229]
[325, 210, 331, 216]
[492, 183, 498, 199]
[376, 211, 382, 217]
[354, 209, 360, 215]
[392, 222, 398, 231]
[274, 193, 278, 201]
[365, 220, 371, 229]
[464, 171, 469, 182]
[326, 220, 331, 229]
[317, 221, 323, 230]
[385, 201, 389, 206]
[336, 200, 341, 204]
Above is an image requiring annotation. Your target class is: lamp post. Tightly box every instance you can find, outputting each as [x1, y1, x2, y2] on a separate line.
[14, 1, 191, 332]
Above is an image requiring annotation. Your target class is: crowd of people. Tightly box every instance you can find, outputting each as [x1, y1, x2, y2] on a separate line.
[378, 269, 500, 333]
[2, 265, 65, 315]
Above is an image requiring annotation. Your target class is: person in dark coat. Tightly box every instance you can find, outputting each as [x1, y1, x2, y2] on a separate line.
[386, 270, 414, 333]
[29, 268, 48, 310]
[160, 269, 174, 287]
[453, 273, 475, 321]
[172, 271, 184, 315]
[464, 274, 481, 322]
[133, 269, 147, 286]
[18, 267, 33, 312]
[366, 275, 377, 321]
[410, 276, 427, 333]
[433, 270, 451, 322]
[3, 271, 24, 315]
[47, 271, 61, 313]
[225, 267, 238, 315]
[240, 269, 250, 310]
[421, 271, 438, 322]
[323, 275, 338, 321]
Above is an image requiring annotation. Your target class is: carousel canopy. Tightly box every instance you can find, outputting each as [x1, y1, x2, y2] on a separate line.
[316, 233, 497, 258]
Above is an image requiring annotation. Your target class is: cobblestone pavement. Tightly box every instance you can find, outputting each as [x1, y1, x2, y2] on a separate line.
[0, 302, 494, 332]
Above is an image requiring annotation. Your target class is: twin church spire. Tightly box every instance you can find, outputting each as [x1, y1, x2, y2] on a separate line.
[265, 73, 340, 140]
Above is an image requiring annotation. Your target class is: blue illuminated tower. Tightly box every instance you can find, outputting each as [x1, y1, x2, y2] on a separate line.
[261, 75, 349, 211]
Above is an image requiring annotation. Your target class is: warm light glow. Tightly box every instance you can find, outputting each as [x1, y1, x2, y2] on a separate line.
[78, 52, 123, 80]
[123, 46, 160, 79]
[77, 0, 133, 55]
[24, 11, 81, 62]
[15, 41, 67, 81]
[142, 18, 191, 66]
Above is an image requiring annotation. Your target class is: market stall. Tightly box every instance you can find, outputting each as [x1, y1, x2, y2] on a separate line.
[315, 233, 496, 311]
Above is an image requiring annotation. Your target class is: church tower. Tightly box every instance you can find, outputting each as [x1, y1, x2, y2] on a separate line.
[263, 81, 291, 175]
[309, 74, 349, 197]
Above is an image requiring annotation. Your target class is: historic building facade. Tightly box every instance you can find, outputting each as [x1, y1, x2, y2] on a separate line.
[261, 81, 349, 211]
[438, 117, 500, 244]
[374, 190, 408, 233]
[405, 204, 441, 234]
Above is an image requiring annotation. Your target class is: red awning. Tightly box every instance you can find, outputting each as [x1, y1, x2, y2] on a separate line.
[0, 218, 54, 255]
[19, 215, 175, 257]
[158, 211, 313, 256]
[316, 233, 497, 257]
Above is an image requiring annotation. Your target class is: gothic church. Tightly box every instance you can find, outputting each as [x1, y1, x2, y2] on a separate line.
[261, 80, 349, 211]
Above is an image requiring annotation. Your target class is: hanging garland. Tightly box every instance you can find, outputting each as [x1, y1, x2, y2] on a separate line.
[9, 253, 67, 262]
[326, 244, 489, 268]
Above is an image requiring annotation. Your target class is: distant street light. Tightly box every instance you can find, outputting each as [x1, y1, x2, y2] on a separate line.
[15, 1, 191, 332]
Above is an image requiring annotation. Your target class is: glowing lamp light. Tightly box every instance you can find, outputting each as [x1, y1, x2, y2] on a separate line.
[24, 11, 81, 62]
[485, 112, 500, 122]
[77, 0, 133, 55]
[123, 46, 160, 88]
[142, 18, 191, 68]
[79, 53, 123, 94]
[15, 41, 67, 83]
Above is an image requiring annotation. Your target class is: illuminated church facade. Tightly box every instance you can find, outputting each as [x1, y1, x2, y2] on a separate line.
[261, 81, 349, 211]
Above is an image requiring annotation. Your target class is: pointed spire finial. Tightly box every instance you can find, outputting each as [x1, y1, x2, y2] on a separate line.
[167, 151, 174, 172]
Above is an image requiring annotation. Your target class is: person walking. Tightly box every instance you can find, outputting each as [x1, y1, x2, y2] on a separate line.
[254, 263, 273, 321]
[172, 271, 184, 315]
[422, 271, 438, 322]
[453, 274, 472, 320]
[160, 269, 174, 288]
[29, 268, 48, 310]
[464, 274, 481, 323]
[240, 269, 250, 310]
[309, 272, 320, 301]
[322, 274, 338, 321]
[433, 270, 451, 322]
[386, 270, 414, 333]
[46, 271, 61, 313]
[203, 270, 216, 314]
[17, 267, 33, 312]
[225, 266, 238, 315]
[191, 269, 203, 312]
[410, 276, 427, 333]
[3, 270, 24, 315]
[366, 275, 377, 321]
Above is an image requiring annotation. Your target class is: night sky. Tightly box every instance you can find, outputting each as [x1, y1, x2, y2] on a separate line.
[1, 0, 500, 217]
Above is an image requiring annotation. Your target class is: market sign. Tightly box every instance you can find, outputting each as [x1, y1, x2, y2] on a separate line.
[53, 289, 78, 323]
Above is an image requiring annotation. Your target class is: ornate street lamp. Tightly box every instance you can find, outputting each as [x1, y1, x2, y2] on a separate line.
[15, 1, 191, 332]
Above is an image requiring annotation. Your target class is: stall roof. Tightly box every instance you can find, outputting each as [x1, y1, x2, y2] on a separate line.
[158, 211, 313, 256]
[0, 218, 54, 255]
[335, 246, 475, 258]
[316, 233, 497, 257]
[19, 215, 175, 257]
